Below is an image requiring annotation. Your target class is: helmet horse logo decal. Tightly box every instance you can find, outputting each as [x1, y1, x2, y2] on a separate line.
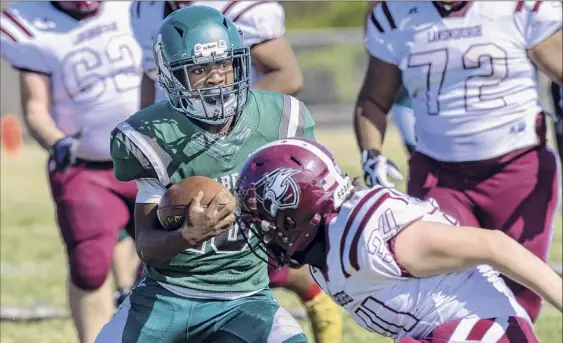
[255, 168, 301, 217]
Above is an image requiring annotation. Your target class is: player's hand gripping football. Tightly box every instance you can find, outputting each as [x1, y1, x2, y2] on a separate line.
[361, 148, 404, 188]
[179, 190, 236, 247]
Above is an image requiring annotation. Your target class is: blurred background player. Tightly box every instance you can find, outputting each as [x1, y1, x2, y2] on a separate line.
[235, 137, 563, 343]
[361, 1, 413, 189]
[355, 0, 562, 322]
[0, 1, 142, 342]
[550, 81, 563, 160]
[96, 6, 314, 342]
[129, 1, 342, 342]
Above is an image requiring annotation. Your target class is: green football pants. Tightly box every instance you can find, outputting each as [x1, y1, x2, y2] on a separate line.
[94, 277, 308, 343]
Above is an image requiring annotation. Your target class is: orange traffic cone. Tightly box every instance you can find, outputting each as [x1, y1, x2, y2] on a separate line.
[1, 114, 23, 157]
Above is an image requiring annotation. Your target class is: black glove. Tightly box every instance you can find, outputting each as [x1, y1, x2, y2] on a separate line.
[361, 148, 404, 188]
[49, 136, 79, 173]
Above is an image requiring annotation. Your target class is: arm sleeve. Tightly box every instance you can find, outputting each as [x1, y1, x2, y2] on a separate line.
[301, 102, 316, 141]
[110, 125, 157, 182]
[234, 1, 285, 47]
[129, 1, 157, 72]
[0, 10, 50, 73]
[136, 178, 167, 204]
[514, 1, 562, 49]
[278, 94, 316, 139]
[364, 4, 399, 65]
[353, 189, 435, 278]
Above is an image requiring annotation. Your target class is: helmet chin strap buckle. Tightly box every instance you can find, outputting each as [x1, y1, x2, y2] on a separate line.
[310, 213, 322, 226]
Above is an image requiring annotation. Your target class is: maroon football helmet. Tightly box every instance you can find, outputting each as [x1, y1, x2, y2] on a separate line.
[56, 1, 100, 16]
[236, 138, 354, 267]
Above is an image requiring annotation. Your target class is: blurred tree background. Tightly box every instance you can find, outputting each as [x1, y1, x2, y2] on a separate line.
[282, 1, 368, 29]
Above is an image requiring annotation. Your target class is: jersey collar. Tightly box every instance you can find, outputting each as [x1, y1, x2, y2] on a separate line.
[432, 1, 472, 18]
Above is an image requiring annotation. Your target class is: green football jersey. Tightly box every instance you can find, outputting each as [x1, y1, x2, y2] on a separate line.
[110, 90, 315, 293]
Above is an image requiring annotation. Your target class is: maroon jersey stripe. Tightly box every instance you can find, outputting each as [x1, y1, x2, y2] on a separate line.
[0, 26, 17, 42]
[466, 319, 496, 341]
[370, 12, 384, 33]
[339, 186, 385, 278]
[2, 10, 33, 38]
[233, 1, 269, 23]
[221, 1, 238, 16]
[515, 1, 525, 12]
[349, 192, 390, 272]
[380, 2, 396, 30]
[532, 1, 543, 12]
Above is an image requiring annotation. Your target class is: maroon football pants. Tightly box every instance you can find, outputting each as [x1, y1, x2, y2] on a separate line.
[397, 317, 537, 343]
[49, 159, 137, 291]
[408, 143, 560, 322]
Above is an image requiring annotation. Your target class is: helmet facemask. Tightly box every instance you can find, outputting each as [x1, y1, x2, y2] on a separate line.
[155, 35, 250, 125]
[236, 182, 333, 269]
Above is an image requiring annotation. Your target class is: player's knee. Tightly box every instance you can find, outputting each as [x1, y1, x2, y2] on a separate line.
[69, 240, 113, 290]
[267, 307, 307, 343]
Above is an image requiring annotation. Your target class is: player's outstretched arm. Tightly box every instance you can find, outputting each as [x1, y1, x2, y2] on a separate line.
[394, 221, 563, 312]
[353, 55, 400, 153]
[528, 29, 563, 86]
[251, 37, 303, 96]
[19, 71, 65, 151]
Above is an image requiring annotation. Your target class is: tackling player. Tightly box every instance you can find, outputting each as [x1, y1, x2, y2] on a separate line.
[95, 6, 315, 342]
[235, 137, 563, 343]
[129, 2, 342, 342]
[0, 1, 142, 342]
[355, 0, 562, 321]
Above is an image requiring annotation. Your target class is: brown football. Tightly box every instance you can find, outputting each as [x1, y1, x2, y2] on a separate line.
[157, 176, 231, 231]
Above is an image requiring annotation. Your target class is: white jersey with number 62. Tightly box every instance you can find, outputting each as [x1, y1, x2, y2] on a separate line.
[366, 1, 562, 162]
[0, 1, 142, 161]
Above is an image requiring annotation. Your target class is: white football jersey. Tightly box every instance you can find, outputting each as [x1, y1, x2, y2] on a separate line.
[0, 1, 142, 161]
[310, 186, 530, 341]
[130, 1, 286, 103]
[366, 1, 562, 162]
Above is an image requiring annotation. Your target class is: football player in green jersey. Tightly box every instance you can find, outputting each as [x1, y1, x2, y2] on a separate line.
[94, 6, 311, 343]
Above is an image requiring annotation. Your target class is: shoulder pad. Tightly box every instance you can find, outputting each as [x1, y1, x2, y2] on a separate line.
[130, 1, 163, 72]
[111, 102, 177, 186]
[250, 90, 315, 139]
[0, 3, 52, 73]
[336, 187, 429, 278]
[513, 1, 562, 48]
[228, 1, 285, 46]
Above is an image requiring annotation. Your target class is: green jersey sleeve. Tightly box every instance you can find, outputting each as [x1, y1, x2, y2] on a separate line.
[277, 93, 316, 140]
[110, 125, 156, 182]
[300, 102, 316, 141]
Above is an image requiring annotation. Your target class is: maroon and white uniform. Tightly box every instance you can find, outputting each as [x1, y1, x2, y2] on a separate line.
[0, 1, 142, 290]
[365, 1, 561, 320]
[131, 0, 286, 103]
[311, 186, 535, 343]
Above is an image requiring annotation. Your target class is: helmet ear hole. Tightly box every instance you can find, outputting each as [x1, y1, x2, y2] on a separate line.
[173, 26, 185, 38]
[284, 217, 296, 231]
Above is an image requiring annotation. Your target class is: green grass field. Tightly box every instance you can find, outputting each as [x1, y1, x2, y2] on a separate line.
[1, 127, 562, 343]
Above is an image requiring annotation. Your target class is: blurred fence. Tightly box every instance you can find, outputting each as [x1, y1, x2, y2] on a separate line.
[0, 28, 558, 132]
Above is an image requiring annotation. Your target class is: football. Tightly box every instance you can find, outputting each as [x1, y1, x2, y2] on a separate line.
[157, 176, 231, 231]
